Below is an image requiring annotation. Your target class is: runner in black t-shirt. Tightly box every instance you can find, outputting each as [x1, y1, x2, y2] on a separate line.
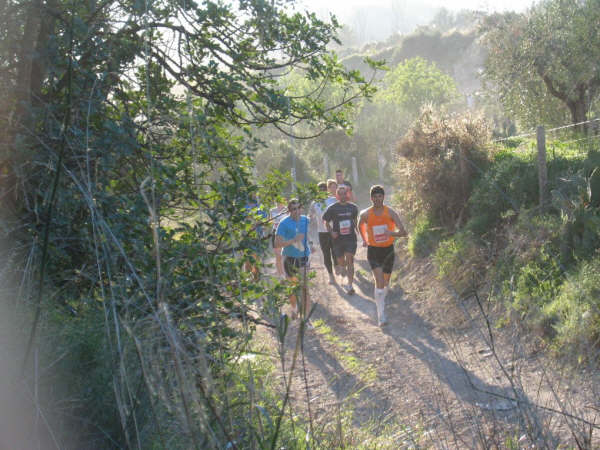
[322, 185, 359, 295]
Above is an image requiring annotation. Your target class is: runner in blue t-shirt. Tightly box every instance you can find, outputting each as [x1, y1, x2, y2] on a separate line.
[275, 198, 311, 321]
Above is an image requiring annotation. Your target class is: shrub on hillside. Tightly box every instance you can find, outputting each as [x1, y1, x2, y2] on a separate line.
[509, 249, 563, 318]
[552, 166, 600, 263]
[498, 212, 564, 326]
[407, 216, 443, 258]
[544, 257, 600, 355]
[467, 145, 600, 238]
[395, 108, 490, 231]
[434, 231, 487, 295]
[466, 149, 538, 236]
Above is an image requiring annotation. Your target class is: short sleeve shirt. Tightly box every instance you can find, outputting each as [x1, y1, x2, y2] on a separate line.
[270, 206, 285, 231]
[276, 215, 311, 258]
[310, 196, 336, 233]
[322, 202, 359, 240]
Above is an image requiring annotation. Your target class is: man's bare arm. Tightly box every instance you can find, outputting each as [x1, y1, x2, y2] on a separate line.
[358, 209, 369, 245]
[275, 234, 301, 248]
[390, 209, 407, 237]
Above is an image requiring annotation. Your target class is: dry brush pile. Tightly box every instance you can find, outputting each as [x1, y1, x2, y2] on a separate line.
[394, 108, 491, 231]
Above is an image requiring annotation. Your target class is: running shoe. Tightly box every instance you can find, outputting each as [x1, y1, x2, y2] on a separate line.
[347, 287, 355, 295]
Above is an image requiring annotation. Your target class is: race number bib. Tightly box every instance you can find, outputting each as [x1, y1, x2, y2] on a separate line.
[339, 219, 351, 235]
[373, 224, 388, 243]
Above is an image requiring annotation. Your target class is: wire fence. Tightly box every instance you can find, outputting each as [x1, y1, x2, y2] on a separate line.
[492, 117, 600, 143]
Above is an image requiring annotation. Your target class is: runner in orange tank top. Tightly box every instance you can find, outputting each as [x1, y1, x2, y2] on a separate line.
[358, 185, 407, 326]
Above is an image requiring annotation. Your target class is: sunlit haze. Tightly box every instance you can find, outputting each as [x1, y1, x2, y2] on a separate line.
[299, 0, 534, 15]
[297, 0, 536, 42]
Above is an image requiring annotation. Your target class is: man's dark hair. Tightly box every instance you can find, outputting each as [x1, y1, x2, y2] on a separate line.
[335, 169, 343, 174]
[317, 181, 327, 191]
[370, 185, 385, 197]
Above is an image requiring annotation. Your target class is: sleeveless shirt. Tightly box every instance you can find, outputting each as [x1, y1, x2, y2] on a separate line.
[364, 206, 395, 247]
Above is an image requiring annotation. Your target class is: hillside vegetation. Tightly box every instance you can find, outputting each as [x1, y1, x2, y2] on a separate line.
[395, 108, 600, 360]
[342, 29, 483, 95]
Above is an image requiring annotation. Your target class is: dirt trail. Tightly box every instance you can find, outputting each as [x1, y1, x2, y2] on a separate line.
[261, 244, 600, 448]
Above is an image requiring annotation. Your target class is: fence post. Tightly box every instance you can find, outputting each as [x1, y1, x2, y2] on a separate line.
[537, 126, 547, 210]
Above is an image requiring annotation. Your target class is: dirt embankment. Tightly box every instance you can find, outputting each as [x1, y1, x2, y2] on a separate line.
[260, 244, 600, 448]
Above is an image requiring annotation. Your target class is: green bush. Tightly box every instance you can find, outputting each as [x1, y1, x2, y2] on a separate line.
[467, 149, 538, 235]
[503, 246, 563, 321]
[434, 231, 486, 294]
[407, 216, 443, 257]
[467, 144, 597, 237]
[552, 166, 600, 263]
[544, 257, 600, 353]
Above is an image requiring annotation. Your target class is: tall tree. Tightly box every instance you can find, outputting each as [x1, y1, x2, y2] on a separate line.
[0, 0, 379, 446]
[481, 0, 600, 130]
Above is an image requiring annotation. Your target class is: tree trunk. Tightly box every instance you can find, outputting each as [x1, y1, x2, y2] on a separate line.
[567, 85, 589, 134]
[14, 0, 43, 122]
[3, 0, 57, 217]
[539, 73, 590, 134]
[30, 0, 58, 109]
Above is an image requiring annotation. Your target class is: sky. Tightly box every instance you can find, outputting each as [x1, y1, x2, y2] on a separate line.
[299, 0, 534, 15]
[295, 0, 536, 43]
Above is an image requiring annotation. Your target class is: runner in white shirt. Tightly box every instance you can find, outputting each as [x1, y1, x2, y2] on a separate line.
[309, 181, 338, 284]
[326, 179, 343, 276]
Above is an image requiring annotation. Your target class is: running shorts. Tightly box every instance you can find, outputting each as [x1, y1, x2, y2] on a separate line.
[367, 245, 395, 273]
[332, 236, 357, 258]
[284, 256, 309, 278]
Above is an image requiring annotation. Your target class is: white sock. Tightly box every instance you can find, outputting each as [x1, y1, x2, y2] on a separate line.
[375, 288, 386, 325]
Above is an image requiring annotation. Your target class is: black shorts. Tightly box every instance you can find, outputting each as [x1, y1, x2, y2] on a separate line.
[367, 245, 395, 273]
[332, 237, 357, 258]
[284, 256, 309, 278]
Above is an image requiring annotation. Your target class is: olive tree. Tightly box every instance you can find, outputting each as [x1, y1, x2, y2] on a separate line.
[481, 0, 600, 130]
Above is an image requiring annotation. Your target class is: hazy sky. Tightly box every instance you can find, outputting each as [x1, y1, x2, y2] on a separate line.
[299, 0, 534, 15]
[296, 0, 536, 42]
